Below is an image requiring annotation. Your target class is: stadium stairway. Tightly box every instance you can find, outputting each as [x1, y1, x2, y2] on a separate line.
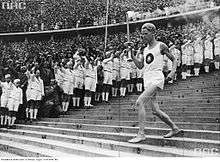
[0, 71, 220, 157]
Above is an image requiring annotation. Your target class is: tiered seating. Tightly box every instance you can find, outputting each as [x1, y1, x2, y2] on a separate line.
[0, 71, 219, 157]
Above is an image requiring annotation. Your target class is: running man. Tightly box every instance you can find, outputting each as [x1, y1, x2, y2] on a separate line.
[128, 23, 182, 143]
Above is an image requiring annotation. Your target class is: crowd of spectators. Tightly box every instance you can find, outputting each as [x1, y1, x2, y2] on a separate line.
[0, 0, 218, 33]
[0, 18, 219, 128]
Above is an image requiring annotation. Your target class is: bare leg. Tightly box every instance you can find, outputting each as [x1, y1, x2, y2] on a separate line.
[150, 90, 182, 138]
[150, 93, 178, 130]
[128, 85, 158, 143]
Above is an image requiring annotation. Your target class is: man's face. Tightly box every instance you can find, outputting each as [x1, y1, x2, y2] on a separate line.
[15, 82, 20, 87]
[36, 70, 40, 77]
[5, 77, 11, 83]
[141, 28, 153, 44]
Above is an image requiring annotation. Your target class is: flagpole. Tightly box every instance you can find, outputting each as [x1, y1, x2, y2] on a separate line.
[104, 0, 110, 53]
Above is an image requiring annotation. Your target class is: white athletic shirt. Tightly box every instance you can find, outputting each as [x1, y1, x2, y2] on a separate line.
[214, 35, 220, 55]
[143, 42, 164, 72]
[204, 38, 213, 54]
[102, 58, 113, 72]
[0, 81, 13, 98]
[113, 58, 120, 71]
[194, 38, 203, 54]
[85, 64, 97, 79]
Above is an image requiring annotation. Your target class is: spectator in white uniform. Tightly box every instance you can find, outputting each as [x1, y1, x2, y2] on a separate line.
[102, 50, 114, 103]
[112, 51, 121, 97]
[7, 79, 23, 128]
[0, 74, 13, 127]
[204, 34, 214, 73]
[83, 56, 97, 107]
[193, 34, 204, 76]
[214, 32, 220, 70]
[26, 69, 44, 122]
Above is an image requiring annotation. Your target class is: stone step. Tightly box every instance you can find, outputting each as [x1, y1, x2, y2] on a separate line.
[3, 126, 220, 153]
[112, 92, 220, 101]
[31, 122, 220, 141]
[110, 97, 220, 104]
[163, 82, 220, 90]
[108, 100, 220, 107]
[164, 80, 220, 89]
[90, 104, 220, 110]
[42, 118, 220, 131]
[62, 115, 220, 123]
[0, 138, 79, 157]
[70, 108, 220, 116]
[0, 132, 143, 157]
[0, 129, 213, 157]
[0, 150, 21, 157]
[68, 111, 220, 118]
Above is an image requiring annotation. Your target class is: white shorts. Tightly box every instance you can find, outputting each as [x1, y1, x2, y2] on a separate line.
[143, 71, 165, 90]
[74, 77, 84, 89]
[194, 53, 203, 64]
[85, 77, 96, 92]
[1, 96, 9, 107]
[186, 56, 194, 66]
[103, 71, 112, 85]
[112, 70, 120, 81]
[62, 81, 74, 95]
[182, 55, 187, 65]
[7, 99, 20, 112]
[26, 89, 42, 101]
[120, 68, 130, 80]
[204, 51, 213, 60]
[214, 49, 220, 56]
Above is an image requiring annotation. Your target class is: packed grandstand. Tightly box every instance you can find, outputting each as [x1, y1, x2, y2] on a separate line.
[0, 0, 219, 32]
[0, 0, 219, 132]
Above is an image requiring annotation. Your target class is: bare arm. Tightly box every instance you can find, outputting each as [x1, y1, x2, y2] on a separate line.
[83, 56, 90, 69]
[131, 48, 144, 69]
[102, 54, 114, 64]
[161, 43, 177, 79]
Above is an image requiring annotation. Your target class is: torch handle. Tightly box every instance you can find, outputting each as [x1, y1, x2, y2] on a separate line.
[126, 13, 130, 43]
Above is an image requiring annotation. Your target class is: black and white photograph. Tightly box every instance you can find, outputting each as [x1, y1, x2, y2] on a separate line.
[0, 0, 219, 160]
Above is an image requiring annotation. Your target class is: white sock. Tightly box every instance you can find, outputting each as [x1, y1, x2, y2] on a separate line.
[112, 88, 115, 96]
[88, 97, 92, 106]
[72, 97, 76, 107]
[33, 109, 38, 119]
[62, 102, 66, 112]
[64, 102, 69, 112]
[130, 84, 134, 92]
[106, 92, 109, 101]
[0, 115, 4, 125]
[187, 70, 191, 76]
[194, 68, 200, 76]
[174, 73, 177, 81]
[84, 97, 88, 106]
[97, 94, 100, 101]
[182, 72, 187, 79]
[102, 92, 105, 101]
[4, 116, 8, 125]
[76, 98, 80, 107]
[29, 109, 33, 120]
[11, 117, 16, 125]
[120, 88, 123, 96]
[26, 108, 29, 118]
[168, 80, 173, 84]
[115, 88, 118, 97]
[205, 66, 209, 73]
[123, 88, 126, 96]
[214, 62, 220, 69]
